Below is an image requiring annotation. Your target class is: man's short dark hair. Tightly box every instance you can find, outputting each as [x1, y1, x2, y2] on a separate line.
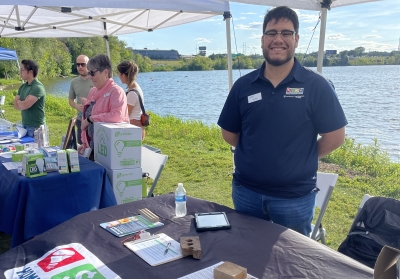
[21, 59, 39, 78]
[263, 6, 299, 34]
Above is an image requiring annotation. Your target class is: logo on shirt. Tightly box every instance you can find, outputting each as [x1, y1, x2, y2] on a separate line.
[285, 87, 304, 98]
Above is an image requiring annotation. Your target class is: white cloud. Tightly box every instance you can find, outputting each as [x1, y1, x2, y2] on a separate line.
[352, 40, 397, 52]
[363, 34, 382, 39]
[326, 33, 350, 41]
[249, 33, 262, 39]
[329, 21, 338, 24]
[298, 13, 320, 23]
[236, 22, 262, 30]
[241, 12, 256, 15]
[195, 38, 211, 43]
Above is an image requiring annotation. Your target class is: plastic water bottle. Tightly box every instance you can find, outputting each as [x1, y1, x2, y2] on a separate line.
[175, 183, 187, 217]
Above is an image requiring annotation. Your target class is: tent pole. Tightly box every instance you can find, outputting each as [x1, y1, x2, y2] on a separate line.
[224, 12, 233, 90]
[102, 19, 111, 58]
[317, 7, 328, 73]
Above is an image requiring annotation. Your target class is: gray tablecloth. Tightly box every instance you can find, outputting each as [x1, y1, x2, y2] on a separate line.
[0, 194, 373, 278]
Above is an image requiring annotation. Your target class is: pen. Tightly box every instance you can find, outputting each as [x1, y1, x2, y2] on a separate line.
[164, 242, 171, 255]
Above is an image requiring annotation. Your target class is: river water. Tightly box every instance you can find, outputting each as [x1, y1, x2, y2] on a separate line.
[8, 65, 400, 161]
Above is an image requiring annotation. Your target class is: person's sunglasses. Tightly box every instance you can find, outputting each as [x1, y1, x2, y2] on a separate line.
[88, 70, 100, 77]
[76, 63, 87, 67]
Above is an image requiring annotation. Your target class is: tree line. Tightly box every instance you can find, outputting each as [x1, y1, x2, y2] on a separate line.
[1, 37, 399, 80]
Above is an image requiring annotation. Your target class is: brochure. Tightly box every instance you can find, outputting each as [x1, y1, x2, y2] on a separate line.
[124, 233, 183, 266]
[178, 261, 258, 279]
[99, 215, 164, 237]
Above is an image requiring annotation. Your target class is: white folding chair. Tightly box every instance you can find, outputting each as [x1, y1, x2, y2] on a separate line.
[310, 172, 339, 244]
[0, 95, 6, 119]
[141, 146, 168, 198]
[352, 194, 372, 228]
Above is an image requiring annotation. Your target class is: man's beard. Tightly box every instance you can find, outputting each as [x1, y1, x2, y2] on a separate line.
[80, 73, 88, 77]
[263, 49, 294, 66]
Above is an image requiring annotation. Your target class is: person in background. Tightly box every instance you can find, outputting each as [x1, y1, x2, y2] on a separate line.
[218, 6, 347, 236]
[117, 60, 146, 140]
[78, 54, 129, 160]
[68, 54, 93, 144]
[13, 59, 46, 137]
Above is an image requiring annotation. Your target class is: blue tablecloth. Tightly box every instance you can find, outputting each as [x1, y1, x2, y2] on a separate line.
[0, 156, 117, 247]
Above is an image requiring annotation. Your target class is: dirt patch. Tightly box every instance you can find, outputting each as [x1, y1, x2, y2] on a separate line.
[318, 161, 363, 179]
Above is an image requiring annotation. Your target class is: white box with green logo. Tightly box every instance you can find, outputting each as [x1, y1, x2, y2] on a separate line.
[21, 153, 47, 178]
[66, 149, 80, 172]
[104, 166, 144, 204]
[57, 150, 69, 174]
[94, 122, 142, 170]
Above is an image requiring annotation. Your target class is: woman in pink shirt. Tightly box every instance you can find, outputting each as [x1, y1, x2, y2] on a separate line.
[78, 54, 129, 160]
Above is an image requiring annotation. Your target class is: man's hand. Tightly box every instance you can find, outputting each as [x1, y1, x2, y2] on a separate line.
[69, 99, 84, 112]
[317, 127, 346, 159]
[80, 97, 87, 105]
[76, 104, 84, 112]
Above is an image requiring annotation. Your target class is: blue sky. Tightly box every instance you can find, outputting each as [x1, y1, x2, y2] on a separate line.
[118, 0, 400, 56]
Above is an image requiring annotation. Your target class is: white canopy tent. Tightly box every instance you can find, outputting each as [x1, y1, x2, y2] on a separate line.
[0, 1, 231, 64]
[230, 0, 380, 75]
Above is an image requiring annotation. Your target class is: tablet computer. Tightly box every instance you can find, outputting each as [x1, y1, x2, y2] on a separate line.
[195, 212, 231, 231]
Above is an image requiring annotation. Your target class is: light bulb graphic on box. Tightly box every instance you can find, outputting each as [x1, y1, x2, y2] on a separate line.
[36, 158, 44, 173]
[46, 249, 75, 270]
[116, 181, 126, 197]
[114, 140, 124, 157]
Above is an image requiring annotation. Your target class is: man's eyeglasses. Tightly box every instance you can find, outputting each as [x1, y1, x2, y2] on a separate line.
[88, 70, 100, 77]
[263, 30, 296, 39]
[76, 63, 87, 67]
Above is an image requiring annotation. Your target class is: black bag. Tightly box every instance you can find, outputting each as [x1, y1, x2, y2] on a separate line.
[337, 197, 400, 268]
[127, 89, 150, 127]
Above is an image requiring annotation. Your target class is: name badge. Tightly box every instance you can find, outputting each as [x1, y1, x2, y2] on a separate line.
[248, 92, 262, 103]
[104, 93, 110, 97]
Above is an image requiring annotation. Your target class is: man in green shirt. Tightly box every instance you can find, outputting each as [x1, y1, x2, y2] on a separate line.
[69, 54, 93, 144]
[13, 59, 46, 137]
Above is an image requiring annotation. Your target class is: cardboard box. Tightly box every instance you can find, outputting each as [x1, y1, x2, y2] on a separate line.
[56, 150, 69, 174]
[104, 166, 144, 204]
[12, 150, 28, 162]
[66, 149, 80, 172]
[22, 153, 47, 178]
[374, 245, 400, 279]
[94, 122, 142, 170]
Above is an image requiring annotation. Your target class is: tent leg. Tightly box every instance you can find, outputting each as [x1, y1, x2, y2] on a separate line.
[224, 12, 233, 90]
[317, 8, 328, 73]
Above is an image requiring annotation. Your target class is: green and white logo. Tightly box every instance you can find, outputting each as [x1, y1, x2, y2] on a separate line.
[51, 264, 106, 279]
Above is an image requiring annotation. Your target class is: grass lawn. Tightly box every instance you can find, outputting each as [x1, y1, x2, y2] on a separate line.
[0, 88, 399, 255]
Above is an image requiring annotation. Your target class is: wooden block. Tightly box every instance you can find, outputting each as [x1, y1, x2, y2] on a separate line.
[214, 262, 247, 279]
[139, 208, 160, 223]
[180, 236, 202, 259]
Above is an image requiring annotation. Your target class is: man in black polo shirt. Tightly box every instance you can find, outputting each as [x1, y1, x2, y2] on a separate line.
[13, 59, 46, 137]
[218, 6, 347, 236]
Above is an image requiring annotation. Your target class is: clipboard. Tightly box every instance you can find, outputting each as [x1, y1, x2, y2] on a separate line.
[124, 233, 184, 266]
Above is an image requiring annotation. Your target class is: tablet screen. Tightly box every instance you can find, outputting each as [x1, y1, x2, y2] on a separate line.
[195, 212, 229, 228]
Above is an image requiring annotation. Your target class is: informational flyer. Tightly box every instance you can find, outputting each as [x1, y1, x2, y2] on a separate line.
[99, 215, 163, 237]
[178, 262, 258, 279]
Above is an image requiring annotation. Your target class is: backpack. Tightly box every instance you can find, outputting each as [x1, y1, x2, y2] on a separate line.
[337, 196, 400, 268]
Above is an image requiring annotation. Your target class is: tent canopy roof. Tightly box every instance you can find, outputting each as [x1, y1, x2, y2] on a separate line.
[0, 47, 18, 61]
[229, 0, 381, 11]
[0, 0, 230, 38]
